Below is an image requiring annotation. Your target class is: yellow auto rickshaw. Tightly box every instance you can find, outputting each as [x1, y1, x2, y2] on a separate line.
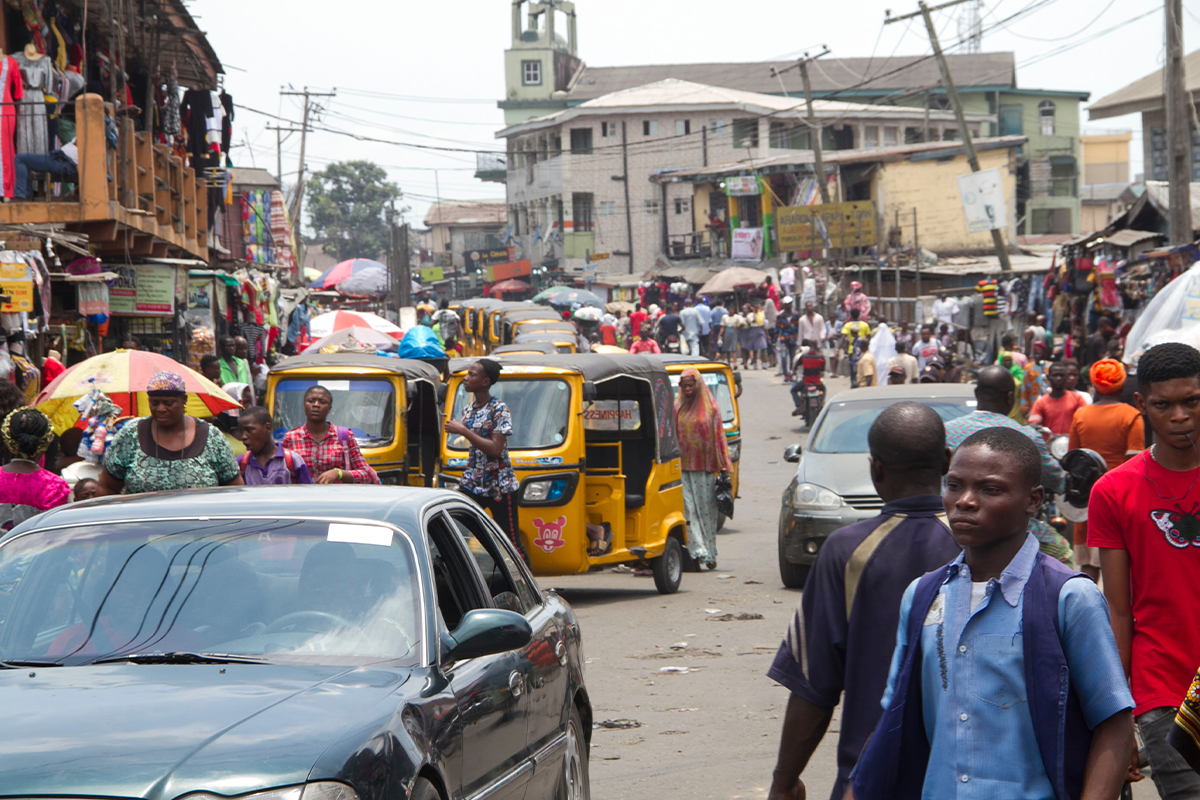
[482, 301, 537, 352]
[504, 308, 567, 343]
[491, 342, 562, 356]
[651, 354, 742, 526]
[267, 353, 444, 486]
[440, 354, 688, 593]
[457, 298, 506, 356]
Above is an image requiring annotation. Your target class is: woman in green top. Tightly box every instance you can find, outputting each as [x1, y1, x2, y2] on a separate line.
[97, 370, 243, 495]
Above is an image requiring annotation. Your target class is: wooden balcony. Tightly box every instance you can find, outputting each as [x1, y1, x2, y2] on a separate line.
[0, 94, 209, 261]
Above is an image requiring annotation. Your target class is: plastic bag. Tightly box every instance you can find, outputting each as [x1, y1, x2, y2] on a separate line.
[715, 472, 734, 519]
[1124, 262, 1200, 365]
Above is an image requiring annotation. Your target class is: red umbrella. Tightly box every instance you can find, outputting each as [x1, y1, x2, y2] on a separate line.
[490, 279, 533, 297]
[308, 258, 388, 290]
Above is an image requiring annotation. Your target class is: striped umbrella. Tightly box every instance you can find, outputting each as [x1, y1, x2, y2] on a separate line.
[309, 310, 404, 339]
[34, 350, 240, 434]
[308, 258, 388, 290]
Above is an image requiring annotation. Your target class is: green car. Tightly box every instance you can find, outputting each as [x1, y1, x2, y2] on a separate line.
[0, 485, 591, 800]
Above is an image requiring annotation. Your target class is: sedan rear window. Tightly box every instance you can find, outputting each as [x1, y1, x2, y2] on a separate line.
[809, 398, 974, 454]
[0, 519, 422, 666]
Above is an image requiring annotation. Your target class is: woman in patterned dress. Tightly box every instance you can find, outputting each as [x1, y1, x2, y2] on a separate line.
[674, 367, 732, 570]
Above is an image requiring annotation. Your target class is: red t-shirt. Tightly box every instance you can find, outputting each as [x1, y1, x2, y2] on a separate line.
[1029, 391, 1088, 436]
[1089, 450, 1200, 715]
[629, 311, 648, 336]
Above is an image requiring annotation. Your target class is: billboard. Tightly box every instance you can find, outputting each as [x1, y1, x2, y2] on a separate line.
[487, 260, 532, 281]
[464, 248, 510, 271]
[731, 228, 764, 261]
[956, 168, 1007, 233]
[726, 176, 761, 196]
[777, 201, 877, 250]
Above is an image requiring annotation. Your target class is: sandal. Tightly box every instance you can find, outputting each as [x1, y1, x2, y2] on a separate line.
[632, 568, 654, 577]
[586, 523, 613, 557]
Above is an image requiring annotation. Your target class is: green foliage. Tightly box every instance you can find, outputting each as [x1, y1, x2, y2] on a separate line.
[305, 160, 407, 260]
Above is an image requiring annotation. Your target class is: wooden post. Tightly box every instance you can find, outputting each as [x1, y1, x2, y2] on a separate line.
[77, 95, 109, 220]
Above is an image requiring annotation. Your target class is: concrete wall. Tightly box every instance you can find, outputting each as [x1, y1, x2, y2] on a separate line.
[873, 147, 1018, 253]
[1082, 132, 1131, 185]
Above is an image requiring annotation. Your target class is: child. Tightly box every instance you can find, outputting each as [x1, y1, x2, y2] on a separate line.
[851, 426, 1133, 800]
[237, 406, 313, 485]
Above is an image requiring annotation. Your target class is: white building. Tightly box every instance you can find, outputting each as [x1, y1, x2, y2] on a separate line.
[496, 79, 993, 278]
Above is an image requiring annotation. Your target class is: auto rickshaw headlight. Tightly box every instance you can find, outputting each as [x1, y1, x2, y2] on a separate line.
[524, 479, 569, 503]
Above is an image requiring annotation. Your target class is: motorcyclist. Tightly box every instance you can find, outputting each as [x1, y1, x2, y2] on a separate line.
[790, 339, 826, 418]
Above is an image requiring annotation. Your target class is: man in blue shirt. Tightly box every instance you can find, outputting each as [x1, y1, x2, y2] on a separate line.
[696, 297, 713, 357]
[851, 427, 1134, 800]
[709, 300, 727, 357]
[767, 402, 961, 800]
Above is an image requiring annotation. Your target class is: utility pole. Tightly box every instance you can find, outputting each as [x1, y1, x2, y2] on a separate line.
[1166, 0, 1192, 244]
[279, 87, 336, 233]
[397, 223, 412, 310]
[887, 0, 1012, 272]
[772, 47, 833, 203]
[265, 124, 304, 185]
[619, 121, 634, 274]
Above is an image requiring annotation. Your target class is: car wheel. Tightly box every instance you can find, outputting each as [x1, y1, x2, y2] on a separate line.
[652, 536, 683, 594]
[557, 705, 590, 800]
[778, 535, 810, 589]
[410, 777, 440, 800]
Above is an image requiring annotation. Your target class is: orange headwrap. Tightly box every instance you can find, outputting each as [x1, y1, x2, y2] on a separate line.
[1090, 358, 1126, 395]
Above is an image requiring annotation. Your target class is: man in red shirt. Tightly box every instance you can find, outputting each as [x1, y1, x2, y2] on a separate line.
[629, 305, 648, 339]
[1028, 361, 1087, 435]
[1090, 342, 1200, 796]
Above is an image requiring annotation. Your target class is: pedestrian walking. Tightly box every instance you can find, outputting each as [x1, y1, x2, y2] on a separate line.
[674, 367, 732, 571]
[1089, 343, 1200, 797]
[842, 281, 871, 320]
[856, 341, 877, 387]
[218, 335, 251, 386]
[444, 359, 527, 562]
[852, 426, 1135, 800]
[886, 342, 919, 384]
[680, 297, 703, 356]
[1028, 361, 1087, 436]
[767, 402, 959, 800]
[630, 324, 661, 354]
[764, 295, 779, 371]
[237, 406, 314, 485]
[721, 307, 743, 366]
[0, 407, 69, 528]
[709, 299, 727, 357]
[98, 370, 243, 495]
[696, 297, 713, 357]
[912, 326, 944, 372]
[777, 299, 798, 381]
[1020, 341, 1052, 419]
[797, 301, 824, 352]
[281, 385, 379, 485]
[1063, 358, 1093, 406]
[199, 354, 223, 385]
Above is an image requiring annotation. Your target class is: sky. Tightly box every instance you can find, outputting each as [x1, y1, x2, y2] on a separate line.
[199, 0, 1196, 231]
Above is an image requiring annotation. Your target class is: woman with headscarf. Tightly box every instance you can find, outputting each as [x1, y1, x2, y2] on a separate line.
[1067, 358, 1144, 583]
[0, 406, 69, 528]
[97, 370, 243, 495]
[674, 367, 732, 570]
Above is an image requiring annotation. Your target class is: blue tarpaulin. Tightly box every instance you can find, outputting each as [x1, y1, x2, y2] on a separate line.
[397, 326, 447, 360]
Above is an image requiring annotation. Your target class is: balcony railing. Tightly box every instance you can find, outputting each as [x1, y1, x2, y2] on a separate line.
[0, 94, 209, 261]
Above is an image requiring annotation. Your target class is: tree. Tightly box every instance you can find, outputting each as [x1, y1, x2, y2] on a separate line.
[305, 160, 406, 260]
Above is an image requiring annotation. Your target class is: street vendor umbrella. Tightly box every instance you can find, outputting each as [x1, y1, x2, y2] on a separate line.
[532, 284, 574, 303]
[308, 258, 389, 290]
[572, 306, 603, 322]
[335, 265, 388, 297]
[547, 288, 605, 308]
[490, 279, 533, 297]
[303, 327, 399, 354]
[606, 300, 635, 314]
[35, 350, 239, 434]
[697, 266, 770, 296]
[309, 310, 404, 339]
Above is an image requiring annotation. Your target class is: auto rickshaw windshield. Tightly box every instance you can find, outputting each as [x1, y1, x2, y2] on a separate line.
[668, 372, 736, 424]
[272, 378, 396, 446]
[448, 379, 571, 451]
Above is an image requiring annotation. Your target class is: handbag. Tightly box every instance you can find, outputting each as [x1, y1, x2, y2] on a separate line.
[336, 425, 381, 485]
[715, 472, 734, 519]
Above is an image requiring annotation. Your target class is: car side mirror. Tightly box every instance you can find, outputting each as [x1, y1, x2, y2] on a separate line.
[581, 381, 597, 402]
[783, 444, 803, 463]
[442, 608, 532, 662]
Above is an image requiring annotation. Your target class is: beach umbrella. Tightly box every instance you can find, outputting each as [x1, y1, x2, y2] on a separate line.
[335, 265, 388, 297]
[309, 310, 403, 339]
[302, 327, 399, 354]
[697, 266, 770, 296]
[532, 285, 574, 303]
[308, 258, 388, 290]
[490, 279, 533, 297]
[547, 289, 605, 308]
[35, 350, 239, 434]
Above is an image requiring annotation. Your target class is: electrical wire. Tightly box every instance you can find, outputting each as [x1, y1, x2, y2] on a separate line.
[1000, 0, 1119, 42]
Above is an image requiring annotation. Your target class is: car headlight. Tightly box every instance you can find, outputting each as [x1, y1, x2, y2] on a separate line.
[524, 478, 569, 503]
[183, 783, 358, 800]
[793, 482, 843, 511]
[728, 440, 741, 462]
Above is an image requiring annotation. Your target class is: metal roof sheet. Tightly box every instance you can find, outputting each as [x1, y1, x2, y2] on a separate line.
[1089, 48, 1200, 119]
[423, 200, 507, 227]
[1101, 229, 1165, 248]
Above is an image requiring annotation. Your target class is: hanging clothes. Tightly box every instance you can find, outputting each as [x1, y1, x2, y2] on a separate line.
[14, 52, 53, 155]
[219, 91, 233, 166]
[0, 57, 22, 198]
[180, 89, 221, 171]
[161, 68, 181, 138]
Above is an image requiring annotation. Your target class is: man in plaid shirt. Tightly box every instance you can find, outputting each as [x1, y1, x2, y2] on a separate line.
[281, 386, 376, 484]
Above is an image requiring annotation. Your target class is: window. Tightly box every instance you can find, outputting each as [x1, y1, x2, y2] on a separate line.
[676, 120, 691, 136]
[553, 135, 562, 154]
[601, 121, 616, 138]
[643, 120, 658, 136]
[448, 380, 571, 450]
[942, 128, 959, 141]
[599, 200, 616, 216]
[644, 200, 660, 216]
[674, 198, 690, 215]
[769, 121, 807, 150]
[522, 60, 542, 86]
[999, 105, 1024, 136]
[1039, 101, 1055, 136]
[448, 510, 537, 613]
[710, 120, 726, 134]
[569, 128, 593, 155]
[904, 127, 924, 144]
[883, 126, 898, 146]
[572, 193, 595, 231]
[732, 118, 759, 149]
[865, 126, 879, 147]
[1050, 156, 1077, 197]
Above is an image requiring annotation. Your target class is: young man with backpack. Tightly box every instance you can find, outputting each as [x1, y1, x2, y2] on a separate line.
[237, 406, 313, 485]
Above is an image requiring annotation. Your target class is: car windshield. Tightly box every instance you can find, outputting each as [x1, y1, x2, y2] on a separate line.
[0, 519, 422, 666]
[448, 379, 571, 451]
[809, 397, 975, 453]
[669, 371, 735, 424]
[273, 378, 395, 446]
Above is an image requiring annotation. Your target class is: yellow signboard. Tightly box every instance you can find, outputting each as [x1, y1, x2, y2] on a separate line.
[0, 260, 32, 312]
[587, 252, 610, 262]
[420, 267, 444, 283]
[777, 201, 877, 250]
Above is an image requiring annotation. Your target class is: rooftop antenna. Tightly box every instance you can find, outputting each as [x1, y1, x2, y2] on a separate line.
[958, 0, 983, 53]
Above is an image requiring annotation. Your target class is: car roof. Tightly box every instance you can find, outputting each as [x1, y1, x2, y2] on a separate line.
[648, 354, 730, 369]
[6, 486, 462, 540]
[825, 383, 977, 403]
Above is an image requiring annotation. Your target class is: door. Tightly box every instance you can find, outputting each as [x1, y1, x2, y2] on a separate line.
[428, 513, 531, 800]
[447, 507, 570, 798]
[999, 105, 1024, 136]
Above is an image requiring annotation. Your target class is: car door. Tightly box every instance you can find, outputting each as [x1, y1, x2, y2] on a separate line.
[427, 512, 531, 800]
[446, 505, 570, 799]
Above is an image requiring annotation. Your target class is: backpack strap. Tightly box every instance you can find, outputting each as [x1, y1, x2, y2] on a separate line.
[282, 448, 297, 478]
[237, 451, 250, 472]
[335, 425, 353, 472]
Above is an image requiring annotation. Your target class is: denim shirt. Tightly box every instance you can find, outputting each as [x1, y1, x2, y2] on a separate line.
[882, 534, 1132, 799]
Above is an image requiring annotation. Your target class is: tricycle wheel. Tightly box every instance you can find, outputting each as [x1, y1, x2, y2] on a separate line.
[652, 536, 683, 594]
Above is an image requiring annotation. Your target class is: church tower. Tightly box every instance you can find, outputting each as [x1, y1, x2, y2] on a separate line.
[501, 1, 581, 125]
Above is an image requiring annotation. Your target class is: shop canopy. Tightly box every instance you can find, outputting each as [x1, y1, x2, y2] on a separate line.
[697, 267, 770, 295]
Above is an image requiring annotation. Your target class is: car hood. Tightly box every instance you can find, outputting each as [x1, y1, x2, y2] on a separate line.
[0, 663, 412, 799]
[797, 452, 876, 497]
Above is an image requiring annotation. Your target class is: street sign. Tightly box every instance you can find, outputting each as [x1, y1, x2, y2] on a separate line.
[726, 176, 761, 196]
[588, 252, 610, 261]
[776, 201, 877, 250]
[419, 267, 444, 283]
[487, 259, 532, 281]
[956, 168, 1007, 233]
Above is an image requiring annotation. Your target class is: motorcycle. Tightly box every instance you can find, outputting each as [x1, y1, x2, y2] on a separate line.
[664, 334, 682, 354]
[802, 382, 826, 428]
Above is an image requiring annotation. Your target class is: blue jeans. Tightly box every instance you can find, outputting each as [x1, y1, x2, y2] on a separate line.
[14, 151, 77, 199]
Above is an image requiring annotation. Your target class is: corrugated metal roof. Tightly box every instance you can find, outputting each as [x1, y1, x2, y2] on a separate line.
[1141, 181, 1200, 231]
[567, 53, 1017, 101]
[422, 200, 507, 227]
[1101, 229, 1164, 248]
[1089, 48, 1200, 119]
[1080, 183, 1131, 203]
[229, 167, 280, 189]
